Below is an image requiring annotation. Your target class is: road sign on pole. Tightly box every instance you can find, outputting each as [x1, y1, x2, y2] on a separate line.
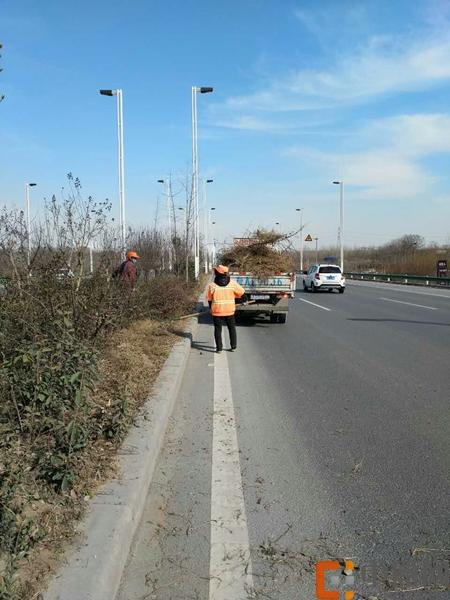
[305, 234, 313, 242]
[437, 259, 448, 277]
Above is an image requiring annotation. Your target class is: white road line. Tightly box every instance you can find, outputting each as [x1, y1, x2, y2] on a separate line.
[380, 297, 438, 311]
[209, 352, 253, 600]
[299, 298, 332, 311]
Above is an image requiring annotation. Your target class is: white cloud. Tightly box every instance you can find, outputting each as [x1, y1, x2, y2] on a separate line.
[368, 113, 450, 157]
[212, 115, 290, 132]
[221, 35, 450, 112]
[285, 112, 450, 200]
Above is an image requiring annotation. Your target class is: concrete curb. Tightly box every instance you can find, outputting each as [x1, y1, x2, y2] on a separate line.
[44, 315, 199, 600]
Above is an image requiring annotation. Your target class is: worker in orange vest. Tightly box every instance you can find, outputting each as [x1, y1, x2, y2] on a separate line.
[206, 265, 245, 353]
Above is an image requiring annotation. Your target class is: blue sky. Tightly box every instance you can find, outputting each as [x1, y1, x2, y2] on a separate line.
[2, 0, 450, 247]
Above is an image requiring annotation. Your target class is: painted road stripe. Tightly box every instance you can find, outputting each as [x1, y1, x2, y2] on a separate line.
[380, 297, 438, 311]
[299, 298, 332, 311]
[209, 352, 253, 599]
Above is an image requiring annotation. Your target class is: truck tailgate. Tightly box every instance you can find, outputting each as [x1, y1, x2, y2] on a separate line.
[230, 274, 294, 295]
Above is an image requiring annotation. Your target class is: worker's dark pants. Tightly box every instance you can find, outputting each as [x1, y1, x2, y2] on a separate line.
[213, 315, 237, 351]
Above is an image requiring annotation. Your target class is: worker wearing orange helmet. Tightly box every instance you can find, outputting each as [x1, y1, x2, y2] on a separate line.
[206, 265, 245, 353]
[121, 250, 141, 288]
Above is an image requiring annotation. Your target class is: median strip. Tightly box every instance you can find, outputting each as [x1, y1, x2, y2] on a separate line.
[379, 297, 438, 310]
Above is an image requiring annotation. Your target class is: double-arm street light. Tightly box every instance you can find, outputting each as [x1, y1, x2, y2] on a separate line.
[99, 88, 126, 257]
[25, 182, 37, 267]
[332, 180, 344, 272]
[192, 86, 213, 279]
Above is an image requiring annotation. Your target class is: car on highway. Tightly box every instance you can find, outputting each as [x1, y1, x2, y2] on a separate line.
[303, 264, 345, 293]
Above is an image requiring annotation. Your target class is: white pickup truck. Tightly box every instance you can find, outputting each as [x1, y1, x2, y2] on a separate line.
[230, 272, 295, 323]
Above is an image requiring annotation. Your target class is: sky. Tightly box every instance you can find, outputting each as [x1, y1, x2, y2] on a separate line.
[1, 0, 450, 248]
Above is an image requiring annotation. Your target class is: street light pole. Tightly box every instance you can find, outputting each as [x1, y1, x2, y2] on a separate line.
[204, 179, 213, 273]
[191, 86, 213, 279]
[158, 178, 173, 271]
[209, 207, 216, 269]
[179, 207, 189, 283]
[100, 89, 126, 258]
[25, 182, 37, 268]
[296, 208, 304, 271]
[314, 237, 319, 264]
[333, 181, 344, 272]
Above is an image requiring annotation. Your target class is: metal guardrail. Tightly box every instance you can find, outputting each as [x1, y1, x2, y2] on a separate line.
[345, 272, 450, 287]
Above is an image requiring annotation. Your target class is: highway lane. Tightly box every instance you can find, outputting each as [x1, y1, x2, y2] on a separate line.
[117, 283, 450, 600]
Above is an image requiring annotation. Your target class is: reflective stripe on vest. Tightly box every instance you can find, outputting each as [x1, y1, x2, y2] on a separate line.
[209, 283, 239, 316]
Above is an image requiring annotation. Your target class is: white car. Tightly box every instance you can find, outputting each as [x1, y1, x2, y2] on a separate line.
[303, 264, 345, 293]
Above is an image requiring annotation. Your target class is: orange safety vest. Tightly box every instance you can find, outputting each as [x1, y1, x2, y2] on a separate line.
[206, 281, 245, 317]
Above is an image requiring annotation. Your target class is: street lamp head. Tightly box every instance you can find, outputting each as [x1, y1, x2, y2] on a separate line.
[210, 207, 216, 211]
[178, 207, 184, 211]
[200, 87, 214, 93]
[212, 221, 216, 225]
[99, 89, 116, 96]
[206, 179, 213, 183]
[296, 208, 302, 212]
[157, 179, 165, 183]
[28, 183, 37, 187]
[332, 181, 341, 185]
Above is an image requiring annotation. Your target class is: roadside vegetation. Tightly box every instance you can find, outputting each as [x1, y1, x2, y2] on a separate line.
[0, 177, 198, 599]
[299, 234, 449, 275]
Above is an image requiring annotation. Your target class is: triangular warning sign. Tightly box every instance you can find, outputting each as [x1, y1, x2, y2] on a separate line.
[305, 234, 313, 242]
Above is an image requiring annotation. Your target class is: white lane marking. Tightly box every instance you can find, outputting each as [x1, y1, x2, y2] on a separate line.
[209, 352, 253, 599]
[348, 281, 450, 300]
[380, 297, 438, 311]
[299, 298, 332, 311]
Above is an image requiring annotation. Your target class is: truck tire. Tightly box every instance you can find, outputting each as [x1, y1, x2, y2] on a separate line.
[339, 287, 345, 294]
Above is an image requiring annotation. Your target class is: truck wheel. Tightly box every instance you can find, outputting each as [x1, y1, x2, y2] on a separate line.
[311, 283, 317, 292]
[339, 287, 345, 294]
[277, 314, 287, 324]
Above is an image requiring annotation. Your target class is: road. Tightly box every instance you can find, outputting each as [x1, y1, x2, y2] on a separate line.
[116, 281, 450, 600]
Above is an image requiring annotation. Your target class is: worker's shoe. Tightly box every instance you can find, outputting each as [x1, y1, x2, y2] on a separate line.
[216, 349, 222, 354]
[229, 346, 236, 352]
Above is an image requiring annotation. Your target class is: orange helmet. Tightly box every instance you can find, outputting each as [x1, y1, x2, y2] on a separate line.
[214, 264, 229, 275]
[127, 250, 141, 260]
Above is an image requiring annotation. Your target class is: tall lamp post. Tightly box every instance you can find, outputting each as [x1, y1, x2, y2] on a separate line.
[25, 182, 37, 267]
[204, 179, 213, 272]
[332, 181, 344, 272]
[158, 178, 173, 271]
[178, 207, 189, 283]
[295, 208, 304, 271]
[99, 88, 126, 258]
[192, 86, 213, 279]
[208, 206, 216, 270]
[314, 237, 319, 264]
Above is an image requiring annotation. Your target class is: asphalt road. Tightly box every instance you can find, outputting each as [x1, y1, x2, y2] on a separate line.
[116, 281, 450, 600]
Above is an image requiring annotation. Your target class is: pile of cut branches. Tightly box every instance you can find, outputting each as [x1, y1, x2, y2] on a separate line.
[220, 229, 294, 277]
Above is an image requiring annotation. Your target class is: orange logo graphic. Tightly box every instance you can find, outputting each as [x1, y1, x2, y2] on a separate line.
[316, 560, 356, 600]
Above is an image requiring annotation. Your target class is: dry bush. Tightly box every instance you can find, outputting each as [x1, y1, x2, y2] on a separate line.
[220, 229, 294, 277]
[0, 178, 199, 599]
